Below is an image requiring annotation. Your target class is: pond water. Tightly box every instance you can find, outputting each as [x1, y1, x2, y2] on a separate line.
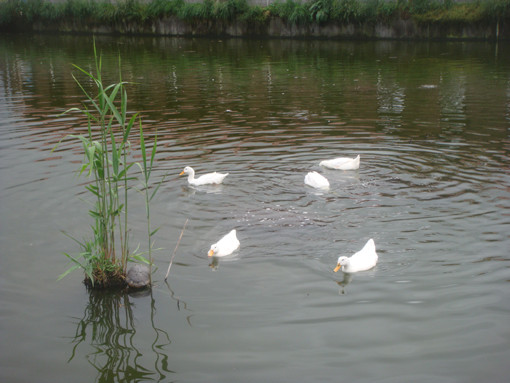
[1, 34, 509, 383]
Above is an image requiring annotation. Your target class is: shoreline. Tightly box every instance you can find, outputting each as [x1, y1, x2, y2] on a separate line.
[1, 0, 509, 41]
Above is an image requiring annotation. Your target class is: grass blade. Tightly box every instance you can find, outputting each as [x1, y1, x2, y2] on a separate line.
[123, 113, 138, 143]
[57, 264, 81, 281]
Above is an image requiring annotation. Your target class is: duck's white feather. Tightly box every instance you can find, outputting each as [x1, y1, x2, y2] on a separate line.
[180, 166, 228, 186]
[320, 155, 360, 170]
[334, 238, 378, 273]
[208, 229, 240, 257]
[304, 171, 330, 190]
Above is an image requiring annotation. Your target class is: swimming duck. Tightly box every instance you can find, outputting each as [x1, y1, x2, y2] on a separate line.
[208, 229, 240, 257]
[304, 171, 330, 190]
[320, 155, 360, 170]
[334, 238, 378, 273]
[180, 166, 229, 186]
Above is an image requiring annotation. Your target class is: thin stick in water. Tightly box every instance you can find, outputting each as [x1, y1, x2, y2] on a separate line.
[164, 218, 189, 281]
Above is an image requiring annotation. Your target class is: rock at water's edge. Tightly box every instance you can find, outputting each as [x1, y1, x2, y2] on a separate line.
[126, 264, 151, 289]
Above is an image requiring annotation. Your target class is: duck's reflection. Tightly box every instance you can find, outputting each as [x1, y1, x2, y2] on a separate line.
[209, 256, 220, 269]
[336, 272, 353, 294]
[182, 184, 225, 196]
[208, 254, 239, 270]
[69, 289, 173, 382]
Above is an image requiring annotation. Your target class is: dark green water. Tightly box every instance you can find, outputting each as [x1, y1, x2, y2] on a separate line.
[0, 34, 509, 383]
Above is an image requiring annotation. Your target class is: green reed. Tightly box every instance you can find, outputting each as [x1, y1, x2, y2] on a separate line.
[57, 43, 161, 287]
[137, 121, 165, 286]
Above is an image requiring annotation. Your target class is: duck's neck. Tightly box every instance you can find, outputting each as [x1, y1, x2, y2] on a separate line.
[187, 169, 195, 182]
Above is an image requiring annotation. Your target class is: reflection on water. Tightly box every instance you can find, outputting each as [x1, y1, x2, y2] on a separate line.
[209, 256, 220, 270]
[68, 289, 173, 383]
[335, 272, 353, 295]
[208, 253, 241, 270]
[1, 35, 508, 150]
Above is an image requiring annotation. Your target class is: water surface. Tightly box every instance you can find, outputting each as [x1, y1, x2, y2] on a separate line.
[0, 34, 509, 383]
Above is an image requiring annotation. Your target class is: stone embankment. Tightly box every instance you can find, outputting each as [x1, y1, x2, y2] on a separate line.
[33, 16, 506, 40]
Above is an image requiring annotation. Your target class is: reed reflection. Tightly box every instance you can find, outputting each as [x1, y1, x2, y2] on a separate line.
[69, 289, 173, 383]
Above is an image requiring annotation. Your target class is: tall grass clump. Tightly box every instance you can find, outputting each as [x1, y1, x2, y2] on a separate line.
[177, 0, 214, 22]
[309, 0, 333, 24]
[57, 43, 162, 289]
[213, 0, 249, 21]
[268, 0, 309, 26]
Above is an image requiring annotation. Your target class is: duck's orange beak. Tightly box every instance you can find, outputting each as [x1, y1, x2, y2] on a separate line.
[179, 171, 185, 175]
[208, 249, 214, 257]
[333, 264, 342, 273]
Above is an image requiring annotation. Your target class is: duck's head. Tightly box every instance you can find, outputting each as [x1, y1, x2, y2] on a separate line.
[208, 244, 218, 257]
[179, 166, 192, 176]
[334, 256, 349, 272]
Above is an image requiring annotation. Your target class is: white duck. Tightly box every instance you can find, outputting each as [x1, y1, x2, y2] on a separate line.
[208, 229, 240, 257]
[304, 171, 330, 190]
[334, 238, 378, 273]
[179, 166, 229, 186]
[320, 155, 360, 170]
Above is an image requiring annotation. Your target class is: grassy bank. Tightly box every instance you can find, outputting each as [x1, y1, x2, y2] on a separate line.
[1, 0, 509, 36]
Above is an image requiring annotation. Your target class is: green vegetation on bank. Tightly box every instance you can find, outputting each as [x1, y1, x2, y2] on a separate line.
[1, 0, 509, 32]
